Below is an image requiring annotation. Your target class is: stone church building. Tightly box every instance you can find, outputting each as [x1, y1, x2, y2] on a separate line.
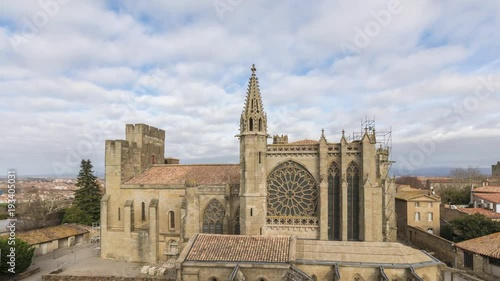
[101, 66, 443, 280]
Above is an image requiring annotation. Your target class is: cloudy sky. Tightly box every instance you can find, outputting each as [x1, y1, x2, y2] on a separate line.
[1, 0, 499, 177]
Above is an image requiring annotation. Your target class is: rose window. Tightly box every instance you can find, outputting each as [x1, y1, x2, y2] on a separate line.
[267, 160, 318, 217]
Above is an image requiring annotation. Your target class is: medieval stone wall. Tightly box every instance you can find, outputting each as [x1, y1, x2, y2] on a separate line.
[407, 225, 454, 266]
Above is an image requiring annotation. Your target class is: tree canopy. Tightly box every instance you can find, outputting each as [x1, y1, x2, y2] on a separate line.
[63, 159, 103, 225]
[449, 167, 485, 185]
[440, 185, 471, 205]
[0, 238, 35, 275]
[451, 214, 500, 242]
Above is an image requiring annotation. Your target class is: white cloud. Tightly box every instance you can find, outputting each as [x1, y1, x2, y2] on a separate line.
[0, 0, 499, 176]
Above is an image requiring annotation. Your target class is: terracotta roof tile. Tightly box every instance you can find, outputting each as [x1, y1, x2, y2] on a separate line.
[473, 186, 500, 193]
[455, 232, 500, 258]
[475, 193, 500, 204]
[457, 208, 500, 219]
[186, 234, 290, 263]
[6, 224, 88, 245]
[125, 164, 240, 185]
[395, 189, 439, 201]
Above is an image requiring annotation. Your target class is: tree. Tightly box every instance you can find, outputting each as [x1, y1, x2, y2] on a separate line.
[451, 214, 500, 242]
[396, 176, 424, 189]
[440, 185, 471, 205]
[17, 188, 68, 231]
[0, 238, 35, 275]
[449, 167, 485, 186]
[63, 160, 102, 225]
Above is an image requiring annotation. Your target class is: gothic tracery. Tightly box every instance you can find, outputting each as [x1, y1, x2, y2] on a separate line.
[267, 160, 318, 217]
[203, 199, 225, 234]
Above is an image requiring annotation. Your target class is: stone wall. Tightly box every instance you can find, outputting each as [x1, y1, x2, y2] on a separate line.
[455, 248, 500, 281]
[408, 225, 454, 266]
[43, 276, 173, 281]
[440, 205, 466, 222]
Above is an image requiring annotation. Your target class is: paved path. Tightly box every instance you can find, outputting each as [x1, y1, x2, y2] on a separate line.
[23, 242, 95, 281]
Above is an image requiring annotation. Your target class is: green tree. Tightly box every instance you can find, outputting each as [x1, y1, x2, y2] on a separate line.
[440, 224, 455, 241]
[0, 238, 35, 275]
[440, 185, 471, 205]
[63, 159, 102, 225]
[451, 214, 500, 241]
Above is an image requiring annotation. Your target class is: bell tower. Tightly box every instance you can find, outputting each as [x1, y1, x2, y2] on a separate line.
[238, 64, 268, 235]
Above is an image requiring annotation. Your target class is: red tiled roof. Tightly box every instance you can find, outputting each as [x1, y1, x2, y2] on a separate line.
[4, 224, 88, 245]
[456, 232, 500, 258]
[457, 208, 500, 219]
[186, 234, 290, 263]
[395, 188, 440, 201]
[475, 193, 500, 204]
[473, 186, 500, 193]
[125, 164, 240, 185]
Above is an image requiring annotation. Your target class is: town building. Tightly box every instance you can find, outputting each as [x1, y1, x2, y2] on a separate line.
[455, 232, 500, 281]
[8, 224, 89, 256]
[395, 185, 441, 239]
[471, 185, 500, 213]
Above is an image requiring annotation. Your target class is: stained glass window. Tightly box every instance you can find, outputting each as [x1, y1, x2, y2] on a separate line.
[328, 162, 341, 240]
[267, 160, 318, 217]
[347, 161, 360, 241]
[203, 199, 225, 234]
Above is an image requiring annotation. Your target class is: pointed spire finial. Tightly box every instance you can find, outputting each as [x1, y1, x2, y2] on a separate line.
[321, 128, 325, 136]
[342, 129, 345, 136]
[251, 64, 256, 76]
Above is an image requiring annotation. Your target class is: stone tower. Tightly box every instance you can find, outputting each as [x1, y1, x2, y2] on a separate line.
[493, 161, 500, 178]
[238, 64, 268, 235]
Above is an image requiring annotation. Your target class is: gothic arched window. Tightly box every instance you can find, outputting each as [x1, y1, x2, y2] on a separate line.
[328, 162, 341, 240]
[249, 118, 254, 131]
[203, 199, 225, 234]
[267, 160, 318, 217]
[258, 118, 263, 131]
[141, 202, 146, 221]
[169, 211, 175, 230]
[347, 161, 360, 241]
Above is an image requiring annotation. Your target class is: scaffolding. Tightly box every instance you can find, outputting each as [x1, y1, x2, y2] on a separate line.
[349, 116, 396, 241]
[351, 116, 392, 150]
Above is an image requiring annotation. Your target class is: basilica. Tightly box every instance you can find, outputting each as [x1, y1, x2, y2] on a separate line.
[100, 66, 443, 280]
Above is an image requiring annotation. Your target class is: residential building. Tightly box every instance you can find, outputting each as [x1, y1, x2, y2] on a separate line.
[472, 185, 500, 213]
[455, 232, 500, 281]
[395, 185, 441, 239]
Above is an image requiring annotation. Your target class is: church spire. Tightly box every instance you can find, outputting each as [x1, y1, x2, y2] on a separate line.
[240, 64, 267, 135]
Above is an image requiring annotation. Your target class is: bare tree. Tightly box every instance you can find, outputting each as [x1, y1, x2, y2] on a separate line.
[17, 188, 69, 231]
[449, 167, 485, 187]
